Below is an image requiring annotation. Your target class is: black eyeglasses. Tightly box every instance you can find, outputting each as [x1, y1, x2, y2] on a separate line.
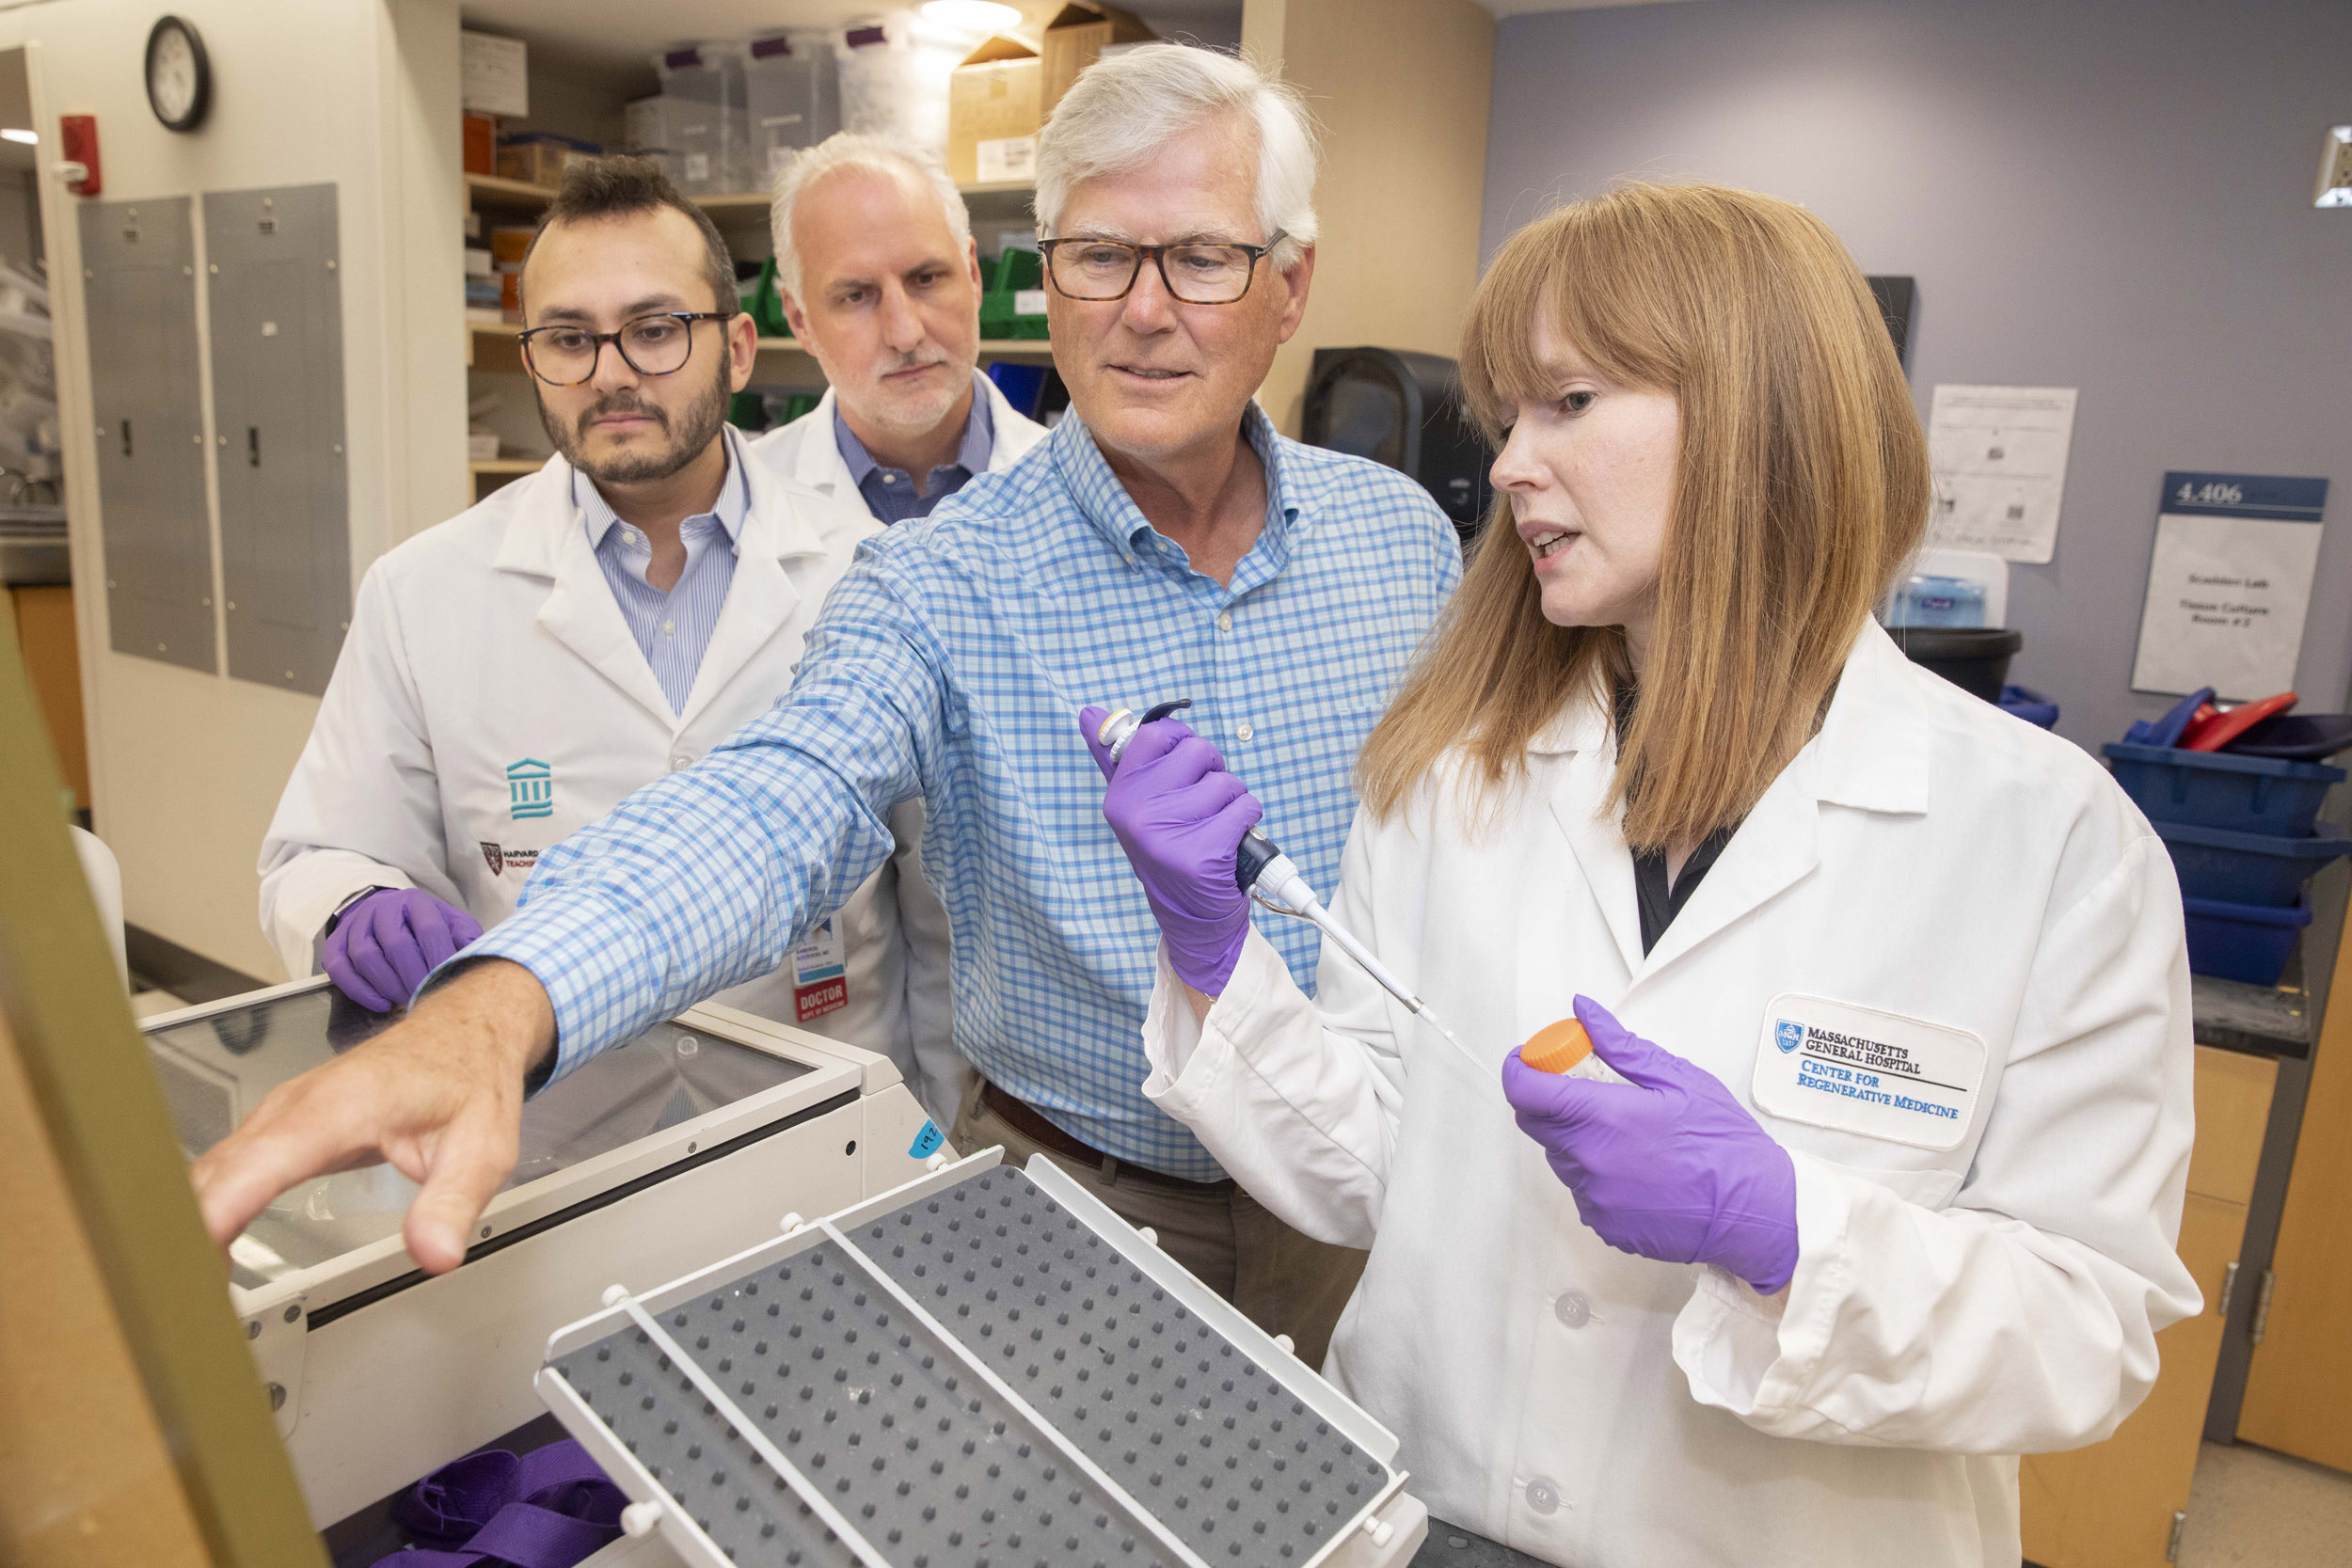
[1039, 232, 1288, 306]
[518, 310, 735, 386]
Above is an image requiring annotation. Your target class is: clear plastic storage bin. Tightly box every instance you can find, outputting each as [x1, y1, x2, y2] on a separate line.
[1889, 573, 1987, 628]
[744, 33, 840, 185]
[651, 42, 752, 194]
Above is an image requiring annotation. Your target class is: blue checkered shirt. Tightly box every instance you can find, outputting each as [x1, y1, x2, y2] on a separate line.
[475, 404, 1461, 1179]
[577, 428, 750, 714]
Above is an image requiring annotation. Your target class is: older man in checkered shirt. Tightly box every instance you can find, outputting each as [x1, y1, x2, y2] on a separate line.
[195, 46, 1459, 1368]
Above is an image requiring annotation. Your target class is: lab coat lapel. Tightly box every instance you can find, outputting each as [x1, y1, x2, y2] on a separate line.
[500, 458, 678, 730]
[1539, 706, 1648, 981]
[1630, 623, 1931, 983]
[794, 388, 856, 501]
[675, 442, 817, 732]
[1633, 763, 1821, 982]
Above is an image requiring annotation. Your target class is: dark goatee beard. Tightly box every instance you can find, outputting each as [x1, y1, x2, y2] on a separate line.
[538, 361, 731, 485]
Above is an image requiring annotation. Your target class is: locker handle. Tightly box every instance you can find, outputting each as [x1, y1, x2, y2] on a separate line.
[119, 419, 131, 458]
[247, 426, 260, 467]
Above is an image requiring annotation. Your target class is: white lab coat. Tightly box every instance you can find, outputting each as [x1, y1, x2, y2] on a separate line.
[1140, 620, 2201, 1568]
[745, 378, 1050, 1116]
[259, 430, 955, 1114]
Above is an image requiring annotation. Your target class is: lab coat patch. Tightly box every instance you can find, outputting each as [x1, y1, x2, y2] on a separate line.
[1750, 992, 1985, 1151]
[791, 918, 848, 1022]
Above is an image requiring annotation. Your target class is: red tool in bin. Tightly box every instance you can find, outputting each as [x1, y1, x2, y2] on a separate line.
[2179, 691, 2297, 752]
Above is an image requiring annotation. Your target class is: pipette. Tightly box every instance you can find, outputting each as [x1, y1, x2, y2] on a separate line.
[1095, 702, 1489, 1077]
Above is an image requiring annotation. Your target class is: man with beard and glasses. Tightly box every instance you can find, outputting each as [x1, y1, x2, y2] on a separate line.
[256, 157, 952, 1107]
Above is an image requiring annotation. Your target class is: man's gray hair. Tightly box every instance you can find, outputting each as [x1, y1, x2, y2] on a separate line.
[1035, 45, 1318, 271]
[769, 132, 974, 297]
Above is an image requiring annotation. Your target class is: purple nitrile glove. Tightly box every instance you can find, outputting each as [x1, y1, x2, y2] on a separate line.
[323, 887, 485, 1014]
[1079, 705, 1263, 995]
[1500, 993, 1800, 1293]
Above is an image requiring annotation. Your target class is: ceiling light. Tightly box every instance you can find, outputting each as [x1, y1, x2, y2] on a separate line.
[920, 1, 1025, 33]
[0, 129, 36, 145]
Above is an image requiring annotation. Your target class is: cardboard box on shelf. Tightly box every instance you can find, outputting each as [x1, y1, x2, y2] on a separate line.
[487, 225, 534, 270]
[1041, 3, 1155, 114]
[496, 133, 602, 189]
[948, 34, 1042, 187]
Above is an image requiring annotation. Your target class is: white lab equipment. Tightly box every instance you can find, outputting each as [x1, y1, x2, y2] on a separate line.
[538, 1150, 1430, 1568]
[69, 824, 127, 990]
[140, 979, 942, 1528]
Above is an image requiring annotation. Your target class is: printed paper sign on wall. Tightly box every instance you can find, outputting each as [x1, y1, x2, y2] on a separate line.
[1926, 385, 2079, 563]
[2130, 473, 2328, 700]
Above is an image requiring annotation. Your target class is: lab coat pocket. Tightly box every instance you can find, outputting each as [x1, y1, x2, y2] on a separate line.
[1798, 1157, 1964, 1213]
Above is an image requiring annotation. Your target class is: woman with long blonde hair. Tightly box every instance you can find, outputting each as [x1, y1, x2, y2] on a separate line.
[1079, 182, 2198, 1565]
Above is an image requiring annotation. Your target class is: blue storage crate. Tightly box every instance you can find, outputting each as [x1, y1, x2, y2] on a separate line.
[2154, 819, 2352, 905]
[2104, 741, 2343, 836]
[2183, 895, 2312, 986]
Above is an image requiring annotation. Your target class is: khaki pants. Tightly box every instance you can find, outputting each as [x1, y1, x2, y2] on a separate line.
[948, 1078, 1369, 1369]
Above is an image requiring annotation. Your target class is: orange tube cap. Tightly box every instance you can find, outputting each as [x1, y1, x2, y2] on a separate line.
[1520, 1018, 1592, 1075]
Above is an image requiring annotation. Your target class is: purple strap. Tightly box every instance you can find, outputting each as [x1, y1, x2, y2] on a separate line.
[376, 1440, 622, 1568]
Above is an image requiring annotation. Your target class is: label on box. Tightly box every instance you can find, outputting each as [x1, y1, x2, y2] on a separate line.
[977, 135, 1038, 183]
[791, 917, 849, 1022]
[1013, 289, 1048, 317]
[683, 151, 711, 183]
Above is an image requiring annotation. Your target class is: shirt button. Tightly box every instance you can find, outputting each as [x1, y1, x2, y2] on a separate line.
[1216, 611, 1233, 632]
[670, 753, 692, 770]
[1554, 1291, 1591, 1329]
[661, 619, 676, 636]
[884, 472, 903, 484]
[1235, 721, 1254, 742]
[1525, 1478, 1560, 1515]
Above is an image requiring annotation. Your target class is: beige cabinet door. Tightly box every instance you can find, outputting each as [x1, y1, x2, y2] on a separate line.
[2238, 923, 2352, 1471]
[2022, 1046, 2276, 1568]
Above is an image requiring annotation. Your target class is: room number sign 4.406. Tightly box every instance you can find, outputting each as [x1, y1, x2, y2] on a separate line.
[2175, 479, 2247, 507]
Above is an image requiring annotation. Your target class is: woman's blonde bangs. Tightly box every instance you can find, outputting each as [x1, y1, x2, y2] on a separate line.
[1359, 182, 1930, 849]
[1456, 207, 1677, 442]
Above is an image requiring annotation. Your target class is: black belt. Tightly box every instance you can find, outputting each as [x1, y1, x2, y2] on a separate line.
[978, 1082, 1233, 1195]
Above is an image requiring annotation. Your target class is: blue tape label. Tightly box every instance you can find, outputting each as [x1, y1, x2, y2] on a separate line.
[908, 1120, 945, 1159]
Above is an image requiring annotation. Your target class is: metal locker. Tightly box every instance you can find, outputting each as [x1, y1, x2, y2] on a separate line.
[79, 197, 213, 673]
[204, 183, 348, 695]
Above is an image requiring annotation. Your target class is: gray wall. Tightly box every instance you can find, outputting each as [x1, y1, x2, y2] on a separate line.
[1481, 0, 2352, 751]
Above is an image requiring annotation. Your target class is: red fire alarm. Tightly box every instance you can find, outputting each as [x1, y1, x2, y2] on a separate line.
[57, 114, 99, 196]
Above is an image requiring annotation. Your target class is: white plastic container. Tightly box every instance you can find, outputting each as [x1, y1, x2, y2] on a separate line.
[834, 11, 963, 158]
[651, 42, 752, 193]
[743, 32, 840, 185]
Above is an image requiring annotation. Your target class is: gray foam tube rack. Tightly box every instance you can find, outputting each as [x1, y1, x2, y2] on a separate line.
[539, 1149, 1428, 1568]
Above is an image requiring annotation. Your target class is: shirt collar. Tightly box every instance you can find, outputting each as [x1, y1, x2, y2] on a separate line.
[1053, 400, 1295, 575]
[834, 371, 995, 487]
[574, 425, 751, 550]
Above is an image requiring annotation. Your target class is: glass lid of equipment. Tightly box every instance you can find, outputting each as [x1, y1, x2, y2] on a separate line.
[141, 986, 814, 1290]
